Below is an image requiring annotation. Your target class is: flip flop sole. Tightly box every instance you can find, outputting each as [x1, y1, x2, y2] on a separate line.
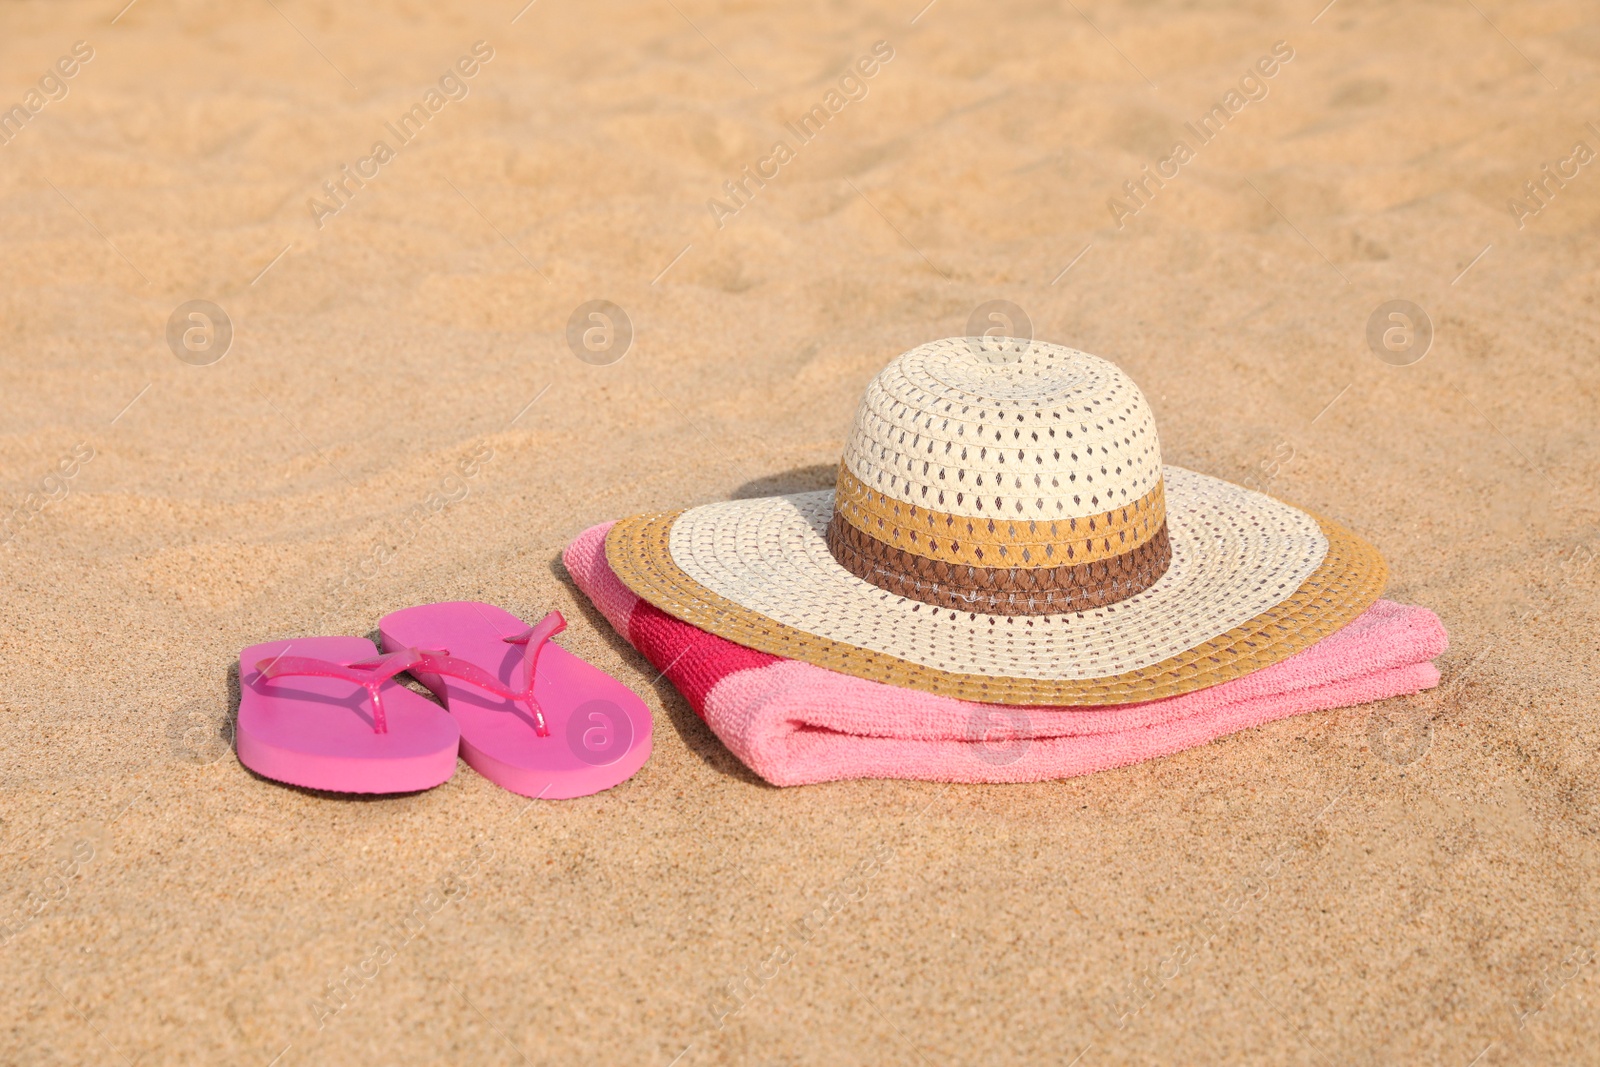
[379, 602, 653, 799]
[238, 637, 460, 794]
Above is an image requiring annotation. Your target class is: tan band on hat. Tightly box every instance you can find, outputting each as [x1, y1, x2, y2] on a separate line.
[833, 466, 1165, 569]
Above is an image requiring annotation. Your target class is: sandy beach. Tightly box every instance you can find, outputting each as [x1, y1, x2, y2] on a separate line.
[2, 0, 1598, 1062]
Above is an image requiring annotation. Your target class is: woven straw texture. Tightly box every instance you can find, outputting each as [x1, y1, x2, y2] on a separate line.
[605, 467, 1388, 705]
[841, 338, 1163, 524]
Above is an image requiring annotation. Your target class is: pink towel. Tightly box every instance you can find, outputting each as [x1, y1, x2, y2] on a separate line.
[564, 522, 1447, 786]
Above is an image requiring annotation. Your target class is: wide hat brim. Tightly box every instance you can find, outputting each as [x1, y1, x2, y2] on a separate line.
[605, 466, 1386, 705]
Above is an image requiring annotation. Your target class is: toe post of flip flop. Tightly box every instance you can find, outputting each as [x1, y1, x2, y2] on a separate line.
[379, 601, 653, 799]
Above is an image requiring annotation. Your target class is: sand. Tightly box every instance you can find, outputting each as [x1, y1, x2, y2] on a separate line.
[2, 0, 1598, 1063]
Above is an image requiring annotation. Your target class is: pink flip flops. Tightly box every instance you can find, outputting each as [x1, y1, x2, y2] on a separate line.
[237, 638, 461, 793]
[380, 602, 653, 799]
[236, 604, 652, 798]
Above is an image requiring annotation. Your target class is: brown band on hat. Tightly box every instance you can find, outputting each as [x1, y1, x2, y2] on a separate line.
[834, 466, 1166, 570]
[826, 511, 1171, 615]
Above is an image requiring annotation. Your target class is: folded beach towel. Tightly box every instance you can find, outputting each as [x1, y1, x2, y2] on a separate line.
[564, 522, 1448, 786]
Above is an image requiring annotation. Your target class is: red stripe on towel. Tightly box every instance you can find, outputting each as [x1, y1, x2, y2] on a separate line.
[628, 599, 780, 714]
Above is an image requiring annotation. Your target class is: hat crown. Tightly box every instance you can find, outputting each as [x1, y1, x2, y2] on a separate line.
[840, 337, 1163, 521]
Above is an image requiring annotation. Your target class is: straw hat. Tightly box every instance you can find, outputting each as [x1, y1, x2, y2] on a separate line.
[606, 338, 1386, 705]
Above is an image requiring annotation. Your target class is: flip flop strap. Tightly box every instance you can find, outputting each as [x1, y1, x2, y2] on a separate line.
[408, 612, 565, 737]
[438, 614, 563, 739]
[255, 647, 429, 734]
[409, 652, 522, 702]
[253, 613, 567, 739]
[500, 611, 566, 737]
